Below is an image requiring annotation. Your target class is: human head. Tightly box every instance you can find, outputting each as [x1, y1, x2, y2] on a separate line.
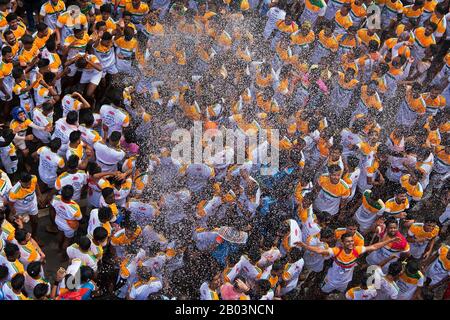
[11, 273, 25, 292]
[340, 232, 355, 250]
[100, 31, 113, 47]
[387, 261, 403, 278]
[14, 229, 31, 245]
[21, 34, 34, 50]
[66, 111, 78, 125]
[101, 187, 115, 205]
[78, 236, 92, 252]
[4, 242, 20, 261]
[93, 227, 108, 244]
[344, 218, 359, 235]
[27, 261, 43, 279]
[19, 172, 32, 189]
[98, 207, 113, 223]
[385, 218, 399, 237]
[80, 266, 94, 284]
[61, 185, 75, 201]
[1, 45, 13, 63]
[328, 165, 342, 184]
[394, 187, 408, 204]
[423, 215, 438, 232]
[34, 283, 50, 299]
[6, 13, 19, 30]
[49, 138, 62, 153]
[67, 155, 79, 171]
[69, 130, 82, 145]
[3, 30, 16, 46]
[109, 131, 122, 146]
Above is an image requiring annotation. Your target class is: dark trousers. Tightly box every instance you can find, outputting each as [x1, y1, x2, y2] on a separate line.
[23, 0, 45, 31]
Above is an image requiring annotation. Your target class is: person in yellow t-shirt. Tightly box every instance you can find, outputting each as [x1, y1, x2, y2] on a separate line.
[297, 231, 398, 294]
[313, 164, 351, 217]
[406, 216, 439, 260]
[33, 23, 54, 50]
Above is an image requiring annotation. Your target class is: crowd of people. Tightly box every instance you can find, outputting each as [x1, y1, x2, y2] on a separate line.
[0, 0, 449, 300]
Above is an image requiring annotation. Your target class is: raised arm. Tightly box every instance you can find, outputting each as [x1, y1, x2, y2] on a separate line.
[364, 236, 400, 253]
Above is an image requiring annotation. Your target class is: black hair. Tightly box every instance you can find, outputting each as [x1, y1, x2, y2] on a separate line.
[0, 265, 8, 281]
[396, 187, 408, 195]
[330, 144, 343, 153]
[69, 130, 82, 143]
[387, 261, 403, 277]
[424, 215, 438, 224]
[78, 236, 92, 251]
[42, 102, 54, 113]
[93, 227, 108, 242]
[385, 217, 398, 227]
[109, 131, 122, 143]
[1, 45, 12, 56]
[20, 172, 32, 183]
[27, 261, 42, 278]
[340, 232, 354, 242]
[21, 34, 34, 45]
[11, 273, 25, 291]
[405, 258, 420, 274]
[345, 218, 359, 228]
[6, 12, 18, 23]
[80, 110, 95, 127]
[12, 66, 24, 80]
[45, 39, 57, 52]
[36, 22, 48, 32]
[67, 155, 79, 170]
[34, 283, 50, 299]
[101, 187, 114, 199]
[347, 156, 360, 169]
[66, 111, 79, 125]
[328, 164, 342, 174]
[289, 247, 303, 261]
[61, 185, 75, 201]
[95, 21, 107, 30]
[49, 138, 62, 153]
[98, 207, 113, 223]
[100, 3, 112, 13]
[80, 266, 94, 283]
[37, 58, 50, 69]
[87, 162, 101, 175]
[101, 31, 113, 41]
[14, 229, 28, 243]
[43, 72, 55, 84]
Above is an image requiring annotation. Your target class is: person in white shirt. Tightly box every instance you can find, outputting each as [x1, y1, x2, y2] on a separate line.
[66, 236, 98, 273]
[61, 91, 91, 117]
[127, 267, 163, 300]
[32, 102, 54, 143]
[33, 138, 65, 189]
[372, 262, 403, 300]
[1, 273, 27, 300]
[78, 111, 102, 148]
[24, 261, 49, 299]
[87, 207, 113, 238]
[99, 96, 130, 138]
[199, 273, 221, 300]
[263, 2, 287, 40]
[280, 247, 305, 296]
[345, 273, 378, 300]
[54, 155, 88, 202]
[94, 131, 126, 172]
[396, 259, 425, 300]
[51, 111, 79, 157]
[0, 169, 12, 211]
[51, 185, 82, 256]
